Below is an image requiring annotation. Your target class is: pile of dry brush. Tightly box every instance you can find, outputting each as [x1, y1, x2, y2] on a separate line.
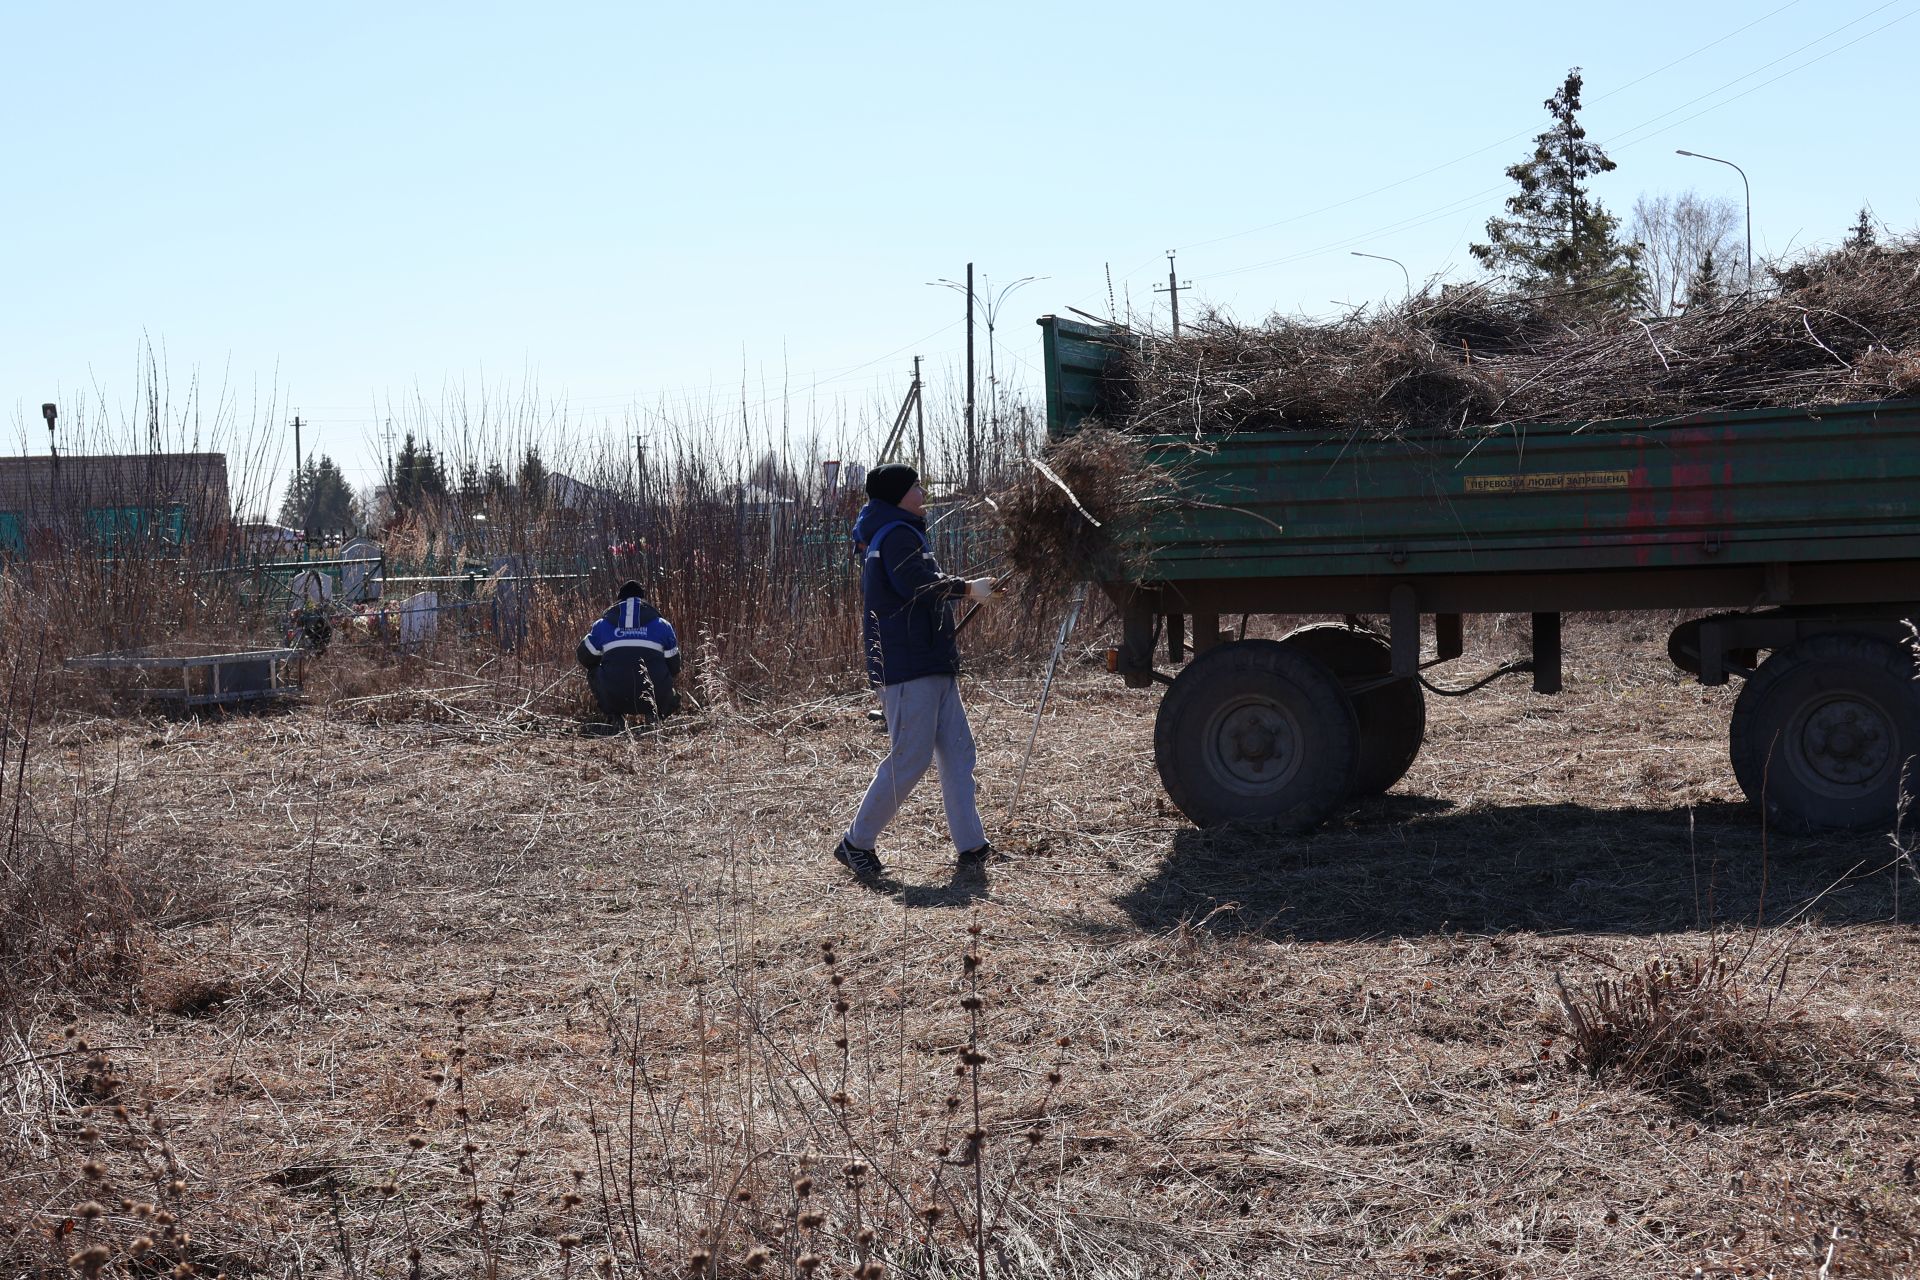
[1106, 236, 1920, 437]
[990, 428, 1181, 599]
[991, 238, 1920, 594]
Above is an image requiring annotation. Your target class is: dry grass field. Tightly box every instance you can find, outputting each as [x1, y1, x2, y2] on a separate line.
[5, 614, 1919, 1278]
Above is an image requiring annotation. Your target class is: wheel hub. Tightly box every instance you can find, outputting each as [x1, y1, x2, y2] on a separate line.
[1796, 696, 1895, 790]
[1208, 699, 1302, 791]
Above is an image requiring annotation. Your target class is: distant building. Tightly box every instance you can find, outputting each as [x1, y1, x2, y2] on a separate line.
[238, 522, 303, 553]
[545, 471, 615, 511]
[722, 482, 798, 519]
[0, 453, 231, 555]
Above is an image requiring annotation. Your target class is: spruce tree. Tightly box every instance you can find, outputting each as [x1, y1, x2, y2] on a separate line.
[392, 434, 447, 513]
[517, 447, 549, 509]
[1846, 205, 1877, 251]
[278, 455, 360, 535]
[1684, 251, 1723, 311]
[1471, 69, 1641, 314]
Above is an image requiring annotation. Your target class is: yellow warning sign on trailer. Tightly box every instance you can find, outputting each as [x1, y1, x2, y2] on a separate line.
[1464, 470, 1633, 494]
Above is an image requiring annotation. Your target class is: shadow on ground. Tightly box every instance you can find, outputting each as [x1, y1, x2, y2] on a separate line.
[1116, 797, 1914, 941]
[893, 856, 990, 910]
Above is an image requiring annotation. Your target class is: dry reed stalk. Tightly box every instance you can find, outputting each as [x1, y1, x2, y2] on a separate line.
[7, 369, 1069, 725]
[5, 617, 1919, 1277]
[1105, 236, 1920, 437]
[1550, 939, 1885, 1120]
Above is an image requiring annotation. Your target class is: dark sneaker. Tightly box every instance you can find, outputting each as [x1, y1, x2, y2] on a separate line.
[958, 842, 994, 865]
[833, 838, 884, 881]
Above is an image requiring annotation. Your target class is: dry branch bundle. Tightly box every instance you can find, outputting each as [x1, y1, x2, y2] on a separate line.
[1108, 236, 1920, 437]
[989, 428, 1180, 601]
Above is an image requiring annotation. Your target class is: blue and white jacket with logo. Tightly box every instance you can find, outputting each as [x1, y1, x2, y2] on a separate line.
[851, 500, 970, 687]
[577, 596, 681, 706]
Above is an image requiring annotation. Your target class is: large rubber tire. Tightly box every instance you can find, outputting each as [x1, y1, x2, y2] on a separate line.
[1728, 632, 1920, 833]
[1153, 639, 1360, 830]
[1276, 623, 1426, 796]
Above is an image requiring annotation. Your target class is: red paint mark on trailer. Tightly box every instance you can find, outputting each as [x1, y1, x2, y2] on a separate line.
[1623, 442, 1657, 563]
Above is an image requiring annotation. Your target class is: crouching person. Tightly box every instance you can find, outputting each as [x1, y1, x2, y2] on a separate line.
[834, 463, 996, 882]
[577, 580, 681, 726]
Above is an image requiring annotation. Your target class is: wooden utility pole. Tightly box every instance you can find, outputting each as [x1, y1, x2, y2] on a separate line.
[912, 354, 926, 471]
[965, 262, 976, 492]
[1154, 251, 1190, 335]
[292, 414, 304, 537]
[880, 360, 925, 462]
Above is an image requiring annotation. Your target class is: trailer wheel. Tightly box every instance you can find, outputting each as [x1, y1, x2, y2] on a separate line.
[1728, 632, 1920, 833]
[1153, 639, 1359, 830]
[1277, 623, 1425, 796]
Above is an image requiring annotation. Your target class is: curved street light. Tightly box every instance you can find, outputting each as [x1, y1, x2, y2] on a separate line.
[1350, 251, 1411, 298]
[927, 273, 1049, 438]
[1675, 149, 1752, 287]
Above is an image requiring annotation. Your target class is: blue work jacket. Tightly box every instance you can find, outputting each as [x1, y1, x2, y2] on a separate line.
[851, 501, 969, 687]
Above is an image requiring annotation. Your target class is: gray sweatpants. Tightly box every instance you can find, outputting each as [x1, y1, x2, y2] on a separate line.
[847, 674, 985, 854]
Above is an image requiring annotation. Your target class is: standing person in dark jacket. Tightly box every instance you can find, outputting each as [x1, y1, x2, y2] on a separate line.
[834, 464, 996, 881]
[577, 580, 682, 726]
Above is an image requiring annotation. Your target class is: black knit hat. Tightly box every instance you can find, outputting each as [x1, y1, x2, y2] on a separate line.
[866, 462, 919, 507]
[615, 579, 646, 600]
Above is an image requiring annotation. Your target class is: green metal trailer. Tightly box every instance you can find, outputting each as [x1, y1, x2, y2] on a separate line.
[1039, 314, 1920, 834]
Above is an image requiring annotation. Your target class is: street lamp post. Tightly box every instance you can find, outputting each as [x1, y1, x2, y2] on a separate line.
[928, 272, 1048, 470]
[1350, 251, 1411, 298]
[981, 274, 1044, 442]
[1675, 149, 1752, 287]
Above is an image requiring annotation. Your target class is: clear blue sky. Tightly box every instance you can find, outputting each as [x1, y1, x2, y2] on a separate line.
[6, 1, 1916, 510]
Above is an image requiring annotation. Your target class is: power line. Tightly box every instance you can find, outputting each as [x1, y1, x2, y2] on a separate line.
[1093, 0, 1902, 302]
[1147, 0, 1814, 266]
[1184, 2, 1916, 289]
[1589, 0, 1807, 103]
[477, 331, 996, 425]
[1611, 8, 1920, 158]
[287, 339, 1006, 458]
[1196, 185, 1509, 282]
[1600, 0, 1909, 152]
[560, 318, 965, 409]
